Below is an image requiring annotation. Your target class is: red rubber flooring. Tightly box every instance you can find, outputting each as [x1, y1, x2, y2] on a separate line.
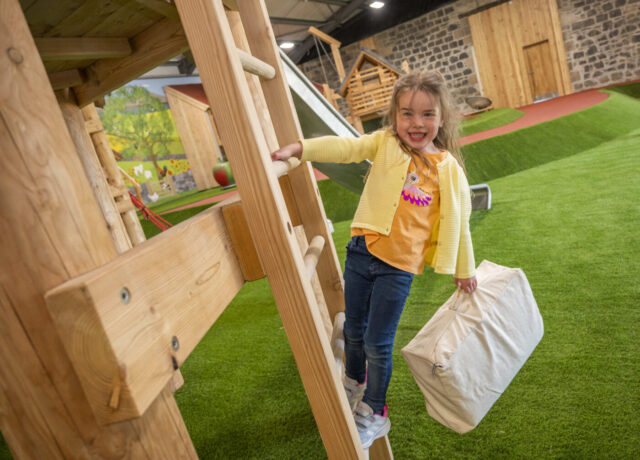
[460, 88, 609, 145]
[162, 87, 612, 215]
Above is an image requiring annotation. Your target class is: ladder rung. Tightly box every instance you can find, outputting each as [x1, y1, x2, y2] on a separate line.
[303, 235, 325, 279]
[273, 157, 301, 178]
[237, 48, 275, 79]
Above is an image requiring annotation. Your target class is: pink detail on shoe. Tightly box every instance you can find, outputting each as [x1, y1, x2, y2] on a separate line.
[381, 404, 389, 418]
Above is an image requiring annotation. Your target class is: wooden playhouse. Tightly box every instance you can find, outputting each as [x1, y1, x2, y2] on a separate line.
[164, 84, 224, 190]
[0, 1, 392, 459]
[339, 48, 405, 133]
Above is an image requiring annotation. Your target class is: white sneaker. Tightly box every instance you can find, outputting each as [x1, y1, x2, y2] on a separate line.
[354, 401, 390, 449]
[343, 376, 366, 412]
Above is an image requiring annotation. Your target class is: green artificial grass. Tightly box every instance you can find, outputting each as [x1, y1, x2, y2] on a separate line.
[461, 90, 640, 185]
[140, 203, 215, 239]
[173, 125, 640, 459]
[317, 179, 360, 223]
[2, 86, 639, 459]
[147, 185, 236, 214]
[607, 80, 640, 100]
[391, 128, 640, 459]
[460, 107, 524, 137]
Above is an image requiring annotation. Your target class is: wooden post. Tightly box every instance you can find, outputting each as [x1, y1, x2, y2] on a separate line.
[0, 1, 196, 457]
[308, 26, 346, 82]
[82, 103, 147, 246]
[58, 92, 133, 253]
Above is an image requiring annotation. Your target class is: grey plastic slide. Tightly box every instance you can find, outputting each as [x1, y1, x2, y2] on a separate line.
[281, 50, 370, 194]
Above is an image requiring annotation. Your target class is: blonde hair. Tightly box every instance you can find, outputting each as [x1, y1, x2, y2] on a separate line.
[384, 70, 466, 176]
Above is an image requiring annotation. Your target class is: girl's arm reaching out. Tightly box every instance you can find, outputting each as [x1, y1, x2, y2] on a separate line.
[271, 142, 302, 161]
[455, 276, 477, 294]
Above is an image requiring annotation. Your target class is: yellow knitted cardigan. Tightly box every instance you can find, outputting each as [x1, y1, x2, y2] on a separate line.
[301, 130, 476, 278]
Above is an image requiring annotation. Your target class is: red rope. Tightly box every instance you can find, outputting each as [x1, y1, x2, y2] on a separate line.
[129, 192, 173, 231]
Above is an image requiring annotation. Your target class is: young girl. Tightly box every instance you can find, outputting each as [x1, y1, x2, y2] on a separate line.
[271, 70, 477, 449]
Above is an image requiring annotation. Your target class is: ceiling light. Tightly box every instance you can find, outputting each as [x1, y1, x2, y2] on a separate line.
[279, 42, 295, 49]
[369, 1, 384, 8]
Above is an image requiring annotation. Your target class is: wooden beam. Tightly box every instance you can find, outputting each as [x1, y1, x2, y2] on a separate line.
[309, 26, 346, 82]
[58, 93, 133, 254]
[35, 37, 132, 61]
[73, 18, 189, 106]
[308, 26, 341, 47]
[63, 96, 185, 393]
[45, 203, 245, 425]
[81, 104, 147, 245]
[48, 68, 84, 90]
[221, 196, 265, 281]
[134, 0, 180, 19]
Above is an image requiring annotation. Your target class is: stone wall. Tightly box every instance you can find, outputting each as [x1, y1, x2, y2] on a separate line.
[300, 0, 639, 115]
[172, 170, 197, 194]
[302, 0, 489, 115]
[558, 0, 639, 91]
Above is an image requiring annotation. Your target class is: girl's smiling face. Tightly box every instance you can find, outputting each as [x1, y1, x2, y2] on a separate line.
[395, 89, 443, 153]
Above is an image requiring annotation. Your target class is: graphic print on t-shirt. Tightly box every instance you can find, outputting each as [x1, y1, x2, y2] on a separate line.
[401, 171, 432, 206]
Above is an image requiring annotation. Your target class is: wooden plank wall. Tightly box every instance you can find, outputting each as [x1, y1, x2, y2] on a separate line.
[165, 86, 221, 190]
[469, 0, 572, 109]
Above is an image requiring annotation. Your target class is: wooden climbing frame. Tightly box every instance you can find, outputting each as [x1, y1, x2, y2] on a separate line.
[0, 1, 394, 459]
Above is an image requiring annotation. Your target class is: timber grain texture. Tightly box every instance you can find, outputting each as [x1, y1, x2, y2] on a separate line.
[45, 204, 245, 425]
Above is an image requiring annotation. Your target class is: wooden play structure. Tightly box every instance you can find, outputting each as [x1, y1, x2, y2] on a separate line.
[165, 84, 222, 190]
[339, 48, 405, 134]
[308, 26, 345, 112]
[1, 0, 391, 458]
[467, 0, 572, 108]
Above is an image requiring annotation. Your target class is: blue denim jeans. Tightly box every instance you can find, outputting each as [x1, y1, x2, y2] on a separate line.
[343, 235, 414, 414]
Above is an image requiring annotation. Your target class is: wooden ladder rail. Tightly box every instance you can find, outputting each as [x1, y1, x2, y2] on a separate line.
[175, 1, 393, 458]
[234, 3, 392, 457]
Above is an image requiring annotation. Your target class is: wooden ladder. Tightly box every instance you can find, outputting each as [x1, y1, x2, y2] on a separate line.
[173, 1, 392, 458]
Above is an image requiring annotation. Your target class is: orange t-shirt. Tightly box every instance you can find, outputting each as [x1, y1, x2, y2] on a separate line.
[352, 151, 448, 274]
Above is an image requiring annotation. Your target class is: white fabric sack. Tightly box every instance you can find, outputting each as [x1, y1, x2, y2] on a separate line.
[401, 260, 543, 434]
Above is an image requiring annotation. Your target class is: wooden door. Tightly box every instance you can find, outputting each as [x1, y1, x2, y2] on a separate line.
[524, 40, 559, 102]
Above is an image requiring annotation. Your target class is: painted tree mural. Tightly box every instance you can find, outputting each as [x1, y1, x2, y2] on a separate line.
[101, 86, 179, 178]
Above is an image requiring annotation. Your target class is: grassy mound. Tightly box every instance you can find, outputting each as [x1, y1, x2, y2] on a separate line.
[460, 107, 524, 137]
[461, 90, 639, 185]
[607, 80, 640, 99]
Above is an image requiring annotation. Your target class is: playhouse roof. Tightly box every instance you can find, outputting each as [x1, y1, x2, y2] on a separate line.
[164, 84, 210, 111]
[339, 48, 404, 96]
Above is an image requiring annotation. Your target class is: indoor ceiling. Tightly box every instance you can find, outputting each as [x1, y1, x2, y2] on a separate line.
[265, 0, 453, 63]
